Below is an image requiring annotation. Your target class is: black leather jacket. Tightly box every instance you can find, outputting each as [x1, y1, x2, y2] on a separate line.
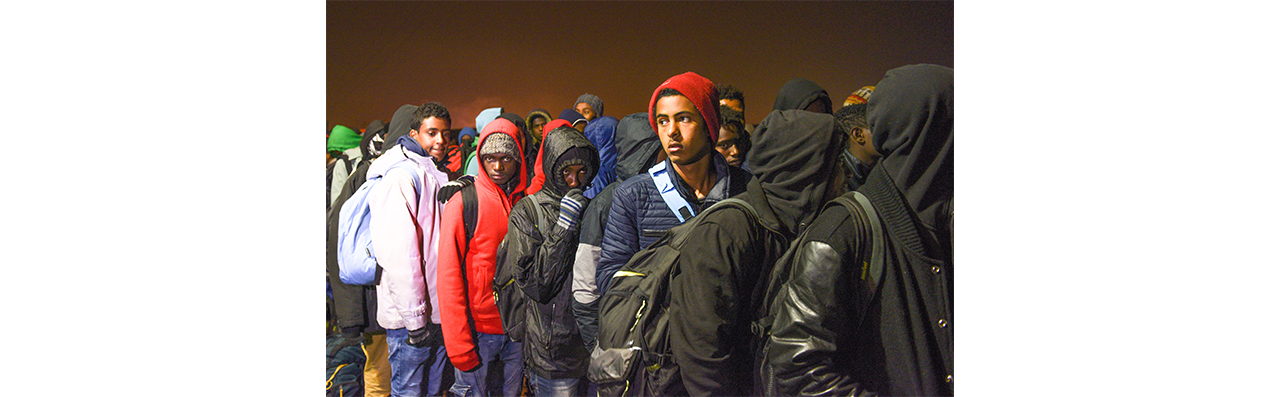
[767, 171, 953, 396]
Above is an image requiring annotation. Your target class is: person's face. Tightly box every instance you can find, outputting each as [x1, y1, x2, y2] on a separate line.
[715, 124, 743, 167]
[719, 98, 744, 113]
[482, 151, 519, 186]
[460, 134, 474, 149]
[575, 103, 597, 121]
[560, 164, 592, 189]
[654, 94, 711, 166]
[411, 116, 450, 162]
[530, 116, 547, 137]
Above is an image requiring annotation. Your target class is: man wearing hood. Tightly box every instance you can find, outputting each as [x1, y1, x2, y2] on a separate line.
[367, 102, 454, 397]
[773, 77, 833, 114]
[328, 107, 406, 397]
[572, 112, 664, 365]
[574, 93, 604, 121]
[437, 118, 529, 397]
[668, 108, 850, 396]
[328, 124, 363, 209]
[525, 108, 553, 175]
[499, 125, 600, 396]
[463, 107, 505, 177]
[768, 64, 953, 396]
[596, 72, 752, 295]
[581, 115, 618, 199]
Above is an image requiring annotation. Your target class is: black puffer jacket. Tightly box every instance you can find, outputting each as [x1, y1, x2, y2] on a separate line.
[501, 126, 600, 379]
[767, 64, 953, 396]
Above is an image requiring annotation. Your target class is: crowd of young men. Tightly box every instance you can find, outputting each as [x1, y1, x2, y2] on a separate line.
[326, 64, 954, 397]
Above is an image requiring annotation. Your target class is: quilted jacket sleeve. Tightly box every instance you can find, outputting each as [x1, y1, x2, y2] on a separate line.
[597, 181, 641, 294]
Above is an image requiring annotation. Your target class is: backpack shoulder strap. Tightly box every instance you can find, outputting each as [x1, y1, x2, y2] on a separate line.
[456, 183, 479, 338]
[462, 183, 478, 246]
[831, 191, 886, 324]
[648, 162, 696, 223]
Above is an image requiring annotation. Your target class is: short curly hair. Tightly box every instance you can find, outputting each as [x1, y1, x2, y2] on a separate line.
[410, 102, 451, 131]
[715, 83, 745, 107]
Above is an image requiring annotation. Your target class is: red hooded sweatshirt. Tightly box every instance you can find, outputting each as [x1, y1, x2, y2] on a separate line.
[437, 118, 528, 371]
[523, 119, 573, 195]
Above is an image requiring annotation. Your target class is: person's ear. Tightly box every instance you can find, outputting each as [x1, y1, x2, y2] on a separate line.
[853, 127, 867, 144]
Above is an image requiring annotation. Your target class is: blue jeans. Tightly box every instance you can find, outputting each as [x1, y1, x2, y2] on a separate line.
[448, 332, 523, 397]
[529, 373, 580, 397]
[387, 327, 449, 397]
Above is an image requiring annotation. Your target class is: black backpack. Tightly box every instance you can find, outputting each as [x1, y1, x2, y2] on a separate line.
[491, 195, 550, 343]
[589, 198, 759, 397]
[325, 333, 366, 397]
[751, 191, 886, 395]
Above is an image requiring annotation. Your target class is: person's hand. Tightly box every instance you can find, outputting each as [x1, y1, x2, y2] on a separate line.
[557, 188, 588, 230]
[406, 327, 432, 348]
[437, 175, 475, 204]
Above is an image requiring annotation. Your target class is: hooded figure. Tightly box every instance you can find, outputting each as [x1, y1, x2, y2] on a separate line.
[327, 124, 363, 153]
[524, 118, 574, 195]
[573, 112, 663, 352]
[499, 125, 599, 385]
[767, 64, 953, 396]
[667, 108, 849, 396]
[772, 77, 833, 114]
[581, 115, 618, 199]
[361, 119, 389, 161]
[436, 118, 530, 396]
[525, 108, 553, 150]
[328, 124, 366, 208]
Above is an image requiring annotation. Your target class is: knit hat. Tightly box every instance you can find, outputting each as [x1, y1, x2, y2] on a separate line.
[843, 85, 876, 107]
[575, 93, 604, 117]
[648, 71, 720, 142]
[558, 108, 587, 127]
[327, 125, 362, 152]
[479, 130, 520, 159]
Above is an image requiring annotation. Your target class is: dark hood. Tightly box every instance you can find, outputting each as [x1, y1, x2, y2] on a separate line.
[772, 78, 832, 114]
[746, 109, 845, 237]
[384, 104, 419, 148]
[613, 112, 661, 180]
[868, 64, 953, 231]
[360, 119, 388, 160]
[539, 126, 599, 198]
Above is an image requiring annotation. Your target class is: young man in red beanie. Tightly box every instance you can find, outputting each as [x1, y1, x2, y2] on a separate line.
[437, 118, 529, 397]
[595, 72, 752, 296]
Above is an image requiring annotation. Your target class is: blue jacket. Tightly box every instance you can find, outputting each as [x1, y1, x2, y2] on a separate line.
[596, 152, 751, 294]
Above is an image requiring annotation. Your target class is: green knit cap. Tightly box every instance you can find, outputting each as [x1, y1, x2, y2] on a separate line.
[327, 125, 362, 152]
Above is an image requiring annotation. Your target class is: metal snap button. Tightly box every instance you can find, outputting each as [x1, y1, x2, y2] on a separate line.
[938, 319, 948, 328]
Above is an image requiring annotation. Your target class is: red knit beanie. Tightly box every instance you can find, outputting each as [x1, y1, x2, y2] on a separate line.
[647, 72, 720, 142]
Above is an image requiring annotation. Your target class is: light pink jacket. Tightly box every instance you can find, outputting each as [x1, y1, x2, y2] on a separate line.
[369, 144, 449, 331]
